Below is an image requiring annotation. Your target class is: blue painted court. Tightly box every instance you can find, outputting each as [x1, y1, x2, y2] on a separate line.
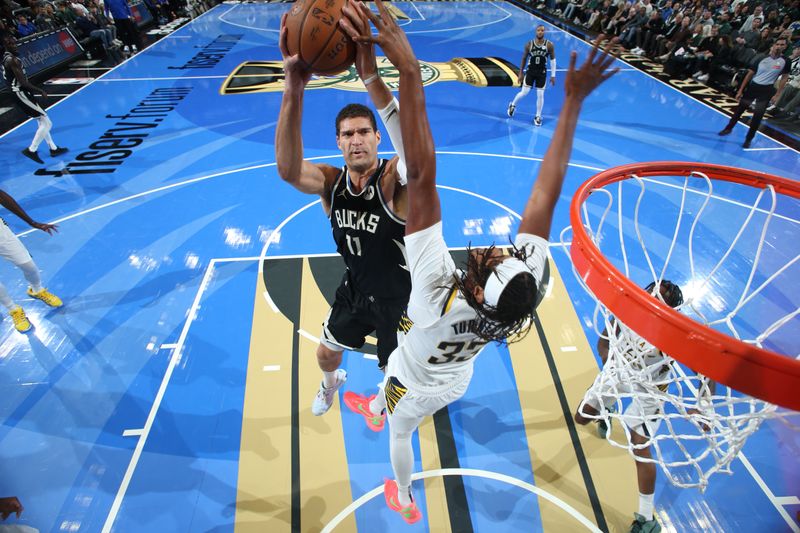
[0, 2, 797, 532]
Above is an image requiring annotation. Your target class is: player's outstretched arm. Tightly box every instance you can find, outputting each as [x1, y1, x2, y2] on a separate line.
[342, 0, 439, 234]
[517, 37, 618, 239]
[274, 12, 332, 196]
[0, 190, 58, 234]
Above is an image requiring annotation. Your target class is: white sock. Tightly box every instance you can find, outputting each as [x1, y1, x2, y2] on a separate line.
[369, 389, 387, 416]
[638, 492, 654, 520]
[536, 88, 545, 117]
[396, 481, 412, 507]
[0, 282, 16, 310]
[322, 370, 338, 388]
[390, 428, 415, 506]
[19, 260, 43, 293]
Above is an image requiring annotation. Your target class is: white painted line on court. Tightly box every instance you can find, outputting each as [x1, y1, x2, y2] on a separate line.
[263, 290, 279, 313]
[121, 429, 143, 437]
[297, 329, 320, 344]
[263, 365, 281, 372]
[673, 364, 799, 532]
[775, 496, 800, 506]
[102, 259, 218, 533]
[321, 468, 601, 533]
[363, 354, 379, 361]
[545, 281, 554, 298]
[744, 147, 792, 151]
[739, 454, 800, 532]
[561, 346, 578, 352]
[159, 343, 178, 350]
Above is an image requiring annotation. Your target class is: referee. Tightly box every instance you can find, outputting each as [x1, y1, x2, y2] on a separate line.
[719, 38, 790, 148]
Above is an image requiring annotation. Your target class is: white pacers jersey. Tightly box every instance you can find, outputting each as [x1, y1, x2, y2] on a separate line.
[387, 221, 548, 398]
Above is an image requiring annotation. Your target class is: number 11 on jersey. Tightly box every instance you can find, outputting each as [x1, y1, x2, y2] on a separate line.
[346, 234, 362, 256]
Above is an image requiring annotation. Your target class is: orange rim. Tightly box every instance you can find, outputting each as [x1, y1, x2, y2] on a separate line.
[569, 162, 800, 411]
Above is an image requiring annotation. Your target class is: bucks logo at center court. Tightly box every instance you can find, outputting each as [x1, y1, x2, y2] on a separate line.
[220, 56, 518, 95]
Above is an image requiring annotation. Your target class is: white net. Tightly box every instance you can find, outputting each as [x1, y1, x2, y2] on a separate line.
[561, 169, 800, 491]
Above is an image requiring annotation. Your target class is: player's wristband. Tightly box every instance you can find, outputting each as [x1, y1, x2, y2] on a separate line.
[362, 73, 379, 86]
[378, 97, 407, 183]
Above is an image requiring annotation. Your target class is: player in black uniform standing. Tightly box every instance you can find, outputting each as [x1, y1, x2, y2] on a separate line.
[507, 25, 556, 126]
[275, 13, 411, 416]
[2, 33, 68, 165]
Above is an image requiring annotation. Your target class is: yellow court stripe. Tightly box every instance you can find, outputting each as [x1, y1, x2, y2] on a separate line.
[235, 273, 293, 533]
[298, 258, 356, 532]
[509, 260, 637, 532]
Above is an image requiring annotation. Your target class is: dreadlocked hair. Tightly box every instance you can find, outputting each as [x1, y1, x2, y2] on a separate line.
[452, 242, 539, 344]
[645, 279, 684, 308]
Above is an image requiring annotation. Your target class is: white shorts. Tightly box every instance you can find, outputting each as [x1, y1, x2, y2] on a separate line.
[0, 221, 33, 266]
[381, 373, 470, 432]
[582, 372, 663, 438]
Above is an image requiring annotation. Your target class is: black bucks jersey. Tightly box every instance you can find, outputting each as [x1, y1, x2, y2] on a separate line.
[329, 159, 411, 303]
[524, 39, 550, 76]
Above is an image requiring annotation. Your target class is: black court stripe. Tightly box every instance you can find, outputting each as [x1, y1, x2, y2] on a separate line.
[291, 310, 301, 533]
[532, 310, 609, 533]
[433, 406, 475, 533]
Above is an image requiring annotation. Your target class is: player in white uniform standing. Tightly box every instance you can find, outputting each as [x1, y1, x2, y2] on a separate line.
[0, 188, 63, 332]
[340, 1, 618, 523]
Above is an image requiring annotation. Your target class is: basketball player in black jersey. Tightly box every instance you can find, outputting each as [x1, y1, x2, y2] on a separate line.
[340, 0, 617, 520]
[2, 33, 68, 165]
[276, 13, 411, 416]
[507, 25, 556, 126]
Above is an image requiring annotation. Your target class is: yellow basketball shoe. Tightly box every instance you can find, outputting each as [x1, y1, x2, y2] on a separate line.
[9, 307, 32, 333]
[27, 287, 63, 308]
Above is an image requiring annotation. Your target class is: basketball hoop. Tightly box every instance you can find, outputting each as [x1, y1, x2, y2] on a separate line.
[562, 162, 799, 490]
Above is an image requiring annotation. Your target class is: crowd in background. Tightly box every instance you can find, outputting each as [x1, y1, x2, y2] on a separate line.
[535, 0, 800, 122]
[0, 0, 188, 63]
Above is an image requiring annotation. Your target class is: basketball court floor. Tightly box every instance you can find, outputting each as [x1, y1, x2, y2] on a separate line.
[0, 1, 797, 532]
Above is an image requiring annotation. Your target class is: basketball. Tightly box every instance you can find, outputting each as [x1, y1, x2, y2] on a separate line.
[284, 0, 357, 76]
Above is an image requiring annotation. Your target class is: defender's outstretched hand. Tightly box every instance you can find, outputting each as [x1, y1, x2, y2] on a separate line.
[279, 12, 312, 88]
[564, 36, 619, 102]
[339, 0, 418, 73]
[341, 0, 379, 80]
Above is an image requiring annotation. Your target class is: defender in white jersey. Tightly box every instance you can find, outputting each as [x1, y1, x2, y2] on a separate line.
[575, 280, 701, 533]
[340, 1, 618, 524]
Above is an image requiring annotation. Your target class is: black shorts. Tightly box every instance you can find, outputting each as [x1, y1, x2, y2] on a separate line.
[524, 69, 547, 89]
[743, 82, 775, 103]
[321, 277, 406, 369]
[12, 90, 45, 118]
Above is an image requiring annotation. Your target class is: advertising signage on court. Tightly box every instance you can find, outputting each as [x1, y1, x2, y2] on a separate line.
[0, 29, 83, 89]
[168, 34, 243, 70]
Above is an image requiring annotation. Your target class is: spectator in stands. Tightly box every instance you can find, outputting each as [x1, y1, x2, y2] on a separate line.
[773, 44, 800, 117]
[690, 24, 721, 80]
[16, 13, 35, 36]
[740, 4, 764, 32]
[103, 0, 142, 54]
[618, 5, 649, 48]
[718, 11, 733, 35]
[632, 10, 664, 55]
[76, 10, 122, 62]
[657, 15, 692, 60]
[757, 26, 775, 52]
[34, 3, 57, 31]
[719, 37, 791, 147]
[54, 0, 77, 26]
[71, 0, 89, 17]
[736, 16, 763, 49]
[89, 5, 121, 45]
